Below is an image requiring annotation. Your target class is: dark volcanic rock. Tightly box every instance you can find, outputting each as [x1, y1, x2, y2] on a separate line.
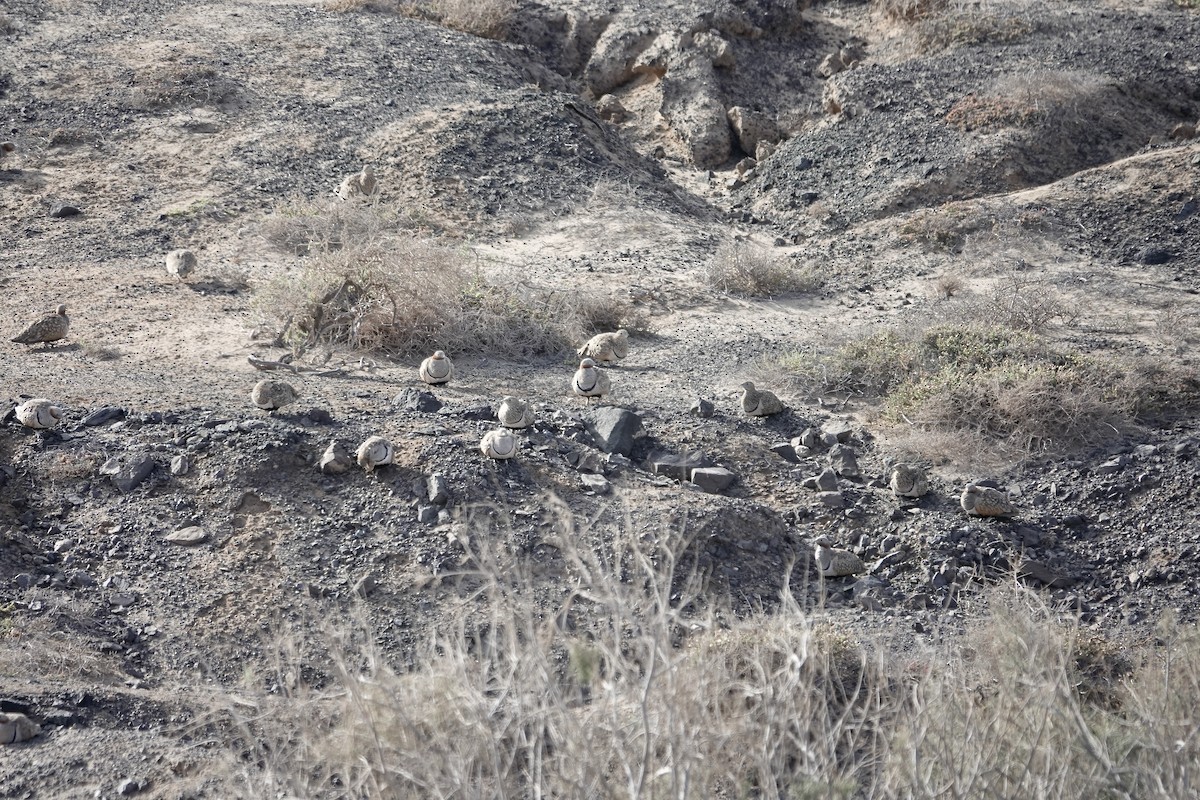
[583, 407, 644, 456]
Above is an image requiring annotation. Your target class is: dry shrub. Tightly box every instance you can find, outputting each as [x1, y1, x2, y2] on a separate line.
[945, 92, 1041, 132]
[932, 273, 964, 299]
[784, 323, 1200, 458]
[940, 273, 1078, 332]
[873, 0, 948, 23]
[258, 237, 577, 358]
[131, 58, 240, 109]
[914, 11, 1031, 53]
[706, 240, 824, 298]
[259, 198, 401, 257]
[895, 205, 991, 253]
[947, 69, 1109, 135]
[0, 13, 17, 34]
[416, 0, 516, 39]
[218, 507, 895, 798]
[569, 289, 652, 335]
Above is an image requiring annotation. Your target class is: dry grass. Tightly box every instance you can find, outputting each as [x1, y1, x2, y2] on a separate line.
[0, 13, 17, 34]
[213, 509, 1200, 799]
[782, 323, 1200, 458]
[913, 10, 1031, 52]
[130, 58, 240, 109]
[706, 240, 824, 299]
[257, 201, 628, 357]
[323, 0, 516, 39]
[873, 0, 948, 23]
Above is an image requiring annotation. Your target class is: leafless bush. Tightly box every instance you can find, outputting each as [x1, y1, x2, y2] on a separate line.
[130, 58, 240, 109]
[932, 273, 964, 299]
[941, 273, 1079, 332]
[259, 198, 403, 257]
[873, 0, 948, 23]
[411, 0, 517, 39]
[706, 240, 824, 298]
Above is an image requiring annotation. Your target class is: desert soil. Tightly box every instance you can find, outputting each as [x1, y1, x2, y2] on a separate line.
[2, 0, 1200, 796]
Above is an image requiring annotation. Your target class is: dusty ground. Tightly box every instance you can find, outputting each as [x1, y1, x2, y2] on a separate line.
[2, 0, 1200, 796]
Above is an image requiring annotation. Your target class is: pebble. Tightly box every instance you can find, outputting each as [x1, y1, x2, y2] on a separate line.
[110, 592, 137, 608]
[170, 455, 190, 476]
[581, 473, 611, 494]
[164, 527, 208, 546]
[50, 203, 82, 218]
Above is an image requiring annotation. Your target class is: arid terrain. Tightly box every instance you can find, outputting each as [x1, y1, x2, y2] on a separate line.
[3, 0, 1200, 796]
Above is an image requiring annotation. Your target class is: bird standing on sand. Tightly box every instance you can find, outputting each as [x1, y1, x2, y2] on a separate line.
[889, 463, 930, 499]
[337, 165, 379, 201]
[12, 304, 69, 347]
[572, 358, 611, 404]
[15, 398, 62, 429]
[419, 350, 454, 385]
[165, 249, 198, 281]
[739, 381, 784, 416]
[813, 535, 866, 577]
[480, 429, 518, 459]
[250, 379, 299, 411]
[961, 483, 1017, 518]
[356, 436, 394, 472]
[577, 329, 629, 365]
[497, 396, 535, 429]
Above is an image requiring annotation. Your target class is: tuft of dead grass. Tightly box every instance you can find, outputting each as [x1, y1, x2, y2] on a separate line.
[782, 322, 1200, 458]
[256, 201, 630, 358]
[323, 0, 516, 39]
[212, 510, 1200, 799]
[706, 240, 824, 299]
[873, 0, 948, 23]
[130, 58, 240, 109]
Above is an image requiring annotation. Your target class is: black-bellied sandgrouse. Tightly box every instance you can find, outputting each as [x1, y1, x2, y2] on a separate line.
[15, 398, 62, 429]
[572, 358, 611, 404]
[480, 429, 518, 459]
[497, 396, 535, 429]
[12, 304, 69, 347]
[577, 329, 629, 365]
[165, 249, 197, 281]
[813, 535, 866, 577]
[419, 350, 453, 385]
[0, 712, 40, 745]
[356, 436, 394, 472]
[889, 463, 930, 499]
[251, 379, 298, 411]
[739, 381, 784, 416]
[337, 165, 379, 201]
[961, 484, 1017, 518]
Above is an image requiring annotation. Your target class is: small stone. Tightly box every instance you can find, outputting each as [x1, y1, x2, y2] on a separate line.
[1094, 457, 1125, 475]
[583, 407, 644, 456]
[68, 571, 96, 588]
[80, 406, 125, 426]
[53, 538, 74, 553]
[110, 592, 137, 608]
[170, 455, 190, 477]
[117, 778, 142, 796]
[769, 442, 798, 462]
[821, 420, 853, 443]
[689, 397, 715, 418]
[164, 526, 208, 546]
[649, 450, 710, 481]
[13, 573, 33, 589]
[1139, 246, 1171, 265]
[111, 456, 155, 493]
[393, 388, 443, 413]
[581, 474, 611, 494]
[817, 490, 845, 508]
[427, 474, 450, 505]
[1018, 558, 1073, 589]
[50, 203, 82, 218]
[814, 467, 839, 492]
[689, 466, 736, 494]
[318, 441, 353, 475]
[827, 444, 860, 477]
[416, 505, 438, 524]
[353, 574, 377, 598]
[791, 428, 819, 450]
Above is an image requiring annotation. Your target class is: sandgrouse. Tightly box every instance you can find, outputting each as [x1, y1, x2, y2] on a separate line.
[12, 304, 69, 347]
[577, 329, 629, 365]
[572, 358, 611, 404]
[419, 350, 454, 385]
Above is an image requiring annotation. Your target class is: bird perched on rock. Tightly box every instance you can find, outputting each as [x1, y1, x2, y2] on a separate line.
[739, 381, 784, 416]
[15, 398, 62, 429]
[12, 304, 69, 347]
[251, 379, 299, 411]
[337, 165, 379, 201]
[813, 535, 866, 578]
[319, 440, 353, 475]
[0, 712, 40, 745]
[419, 350, 453, 385]
[356, 436, 393, 472]
[572, 358, 611, 404]
[480, 428, 518, 459]
[889, 463, 930, 499]
[497, 396, 535, 429]
[577, 329, 629, 365]
[165, 248, 197, 281]
[961, 483, 1017, 518]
